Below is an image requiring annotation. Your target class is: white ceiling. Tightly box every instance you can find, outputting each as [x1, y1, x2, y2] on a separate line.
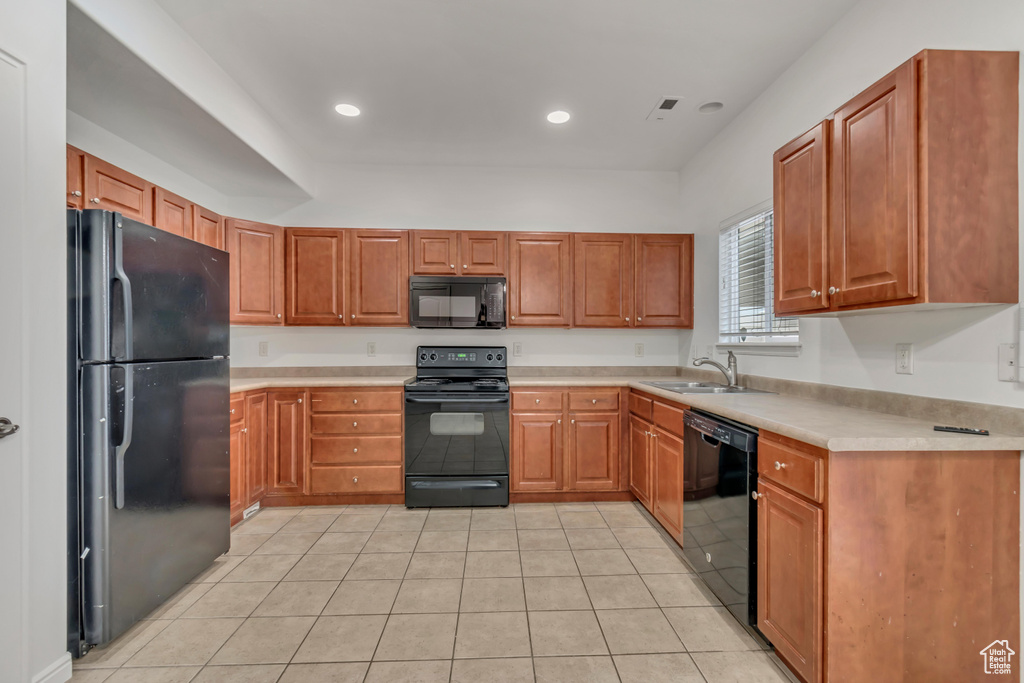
[149, 0, 858, 171]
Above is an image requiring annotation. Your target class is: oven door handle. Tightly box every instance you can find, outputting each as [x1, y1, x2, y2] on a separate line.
[409, 479, 503, 490]
[405, 396, 510, 404]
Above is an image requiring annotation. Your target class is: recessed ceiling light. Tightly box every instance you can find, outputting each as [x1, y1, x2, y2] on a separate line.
[547, 110, 571, 124]
[334, 103, 361, 117]
[698, 101, 724, 114]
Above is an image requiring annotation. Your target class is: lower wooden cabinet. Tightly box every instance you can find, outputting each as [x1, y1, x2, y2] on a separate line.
[511, 388, 626, 495]
[757, 479, 822, 683]
[651, 426, 684, 541]
[245, 392, 268, 505]
[628, 414, 652, 508]
[229, 420, 247, 524]
[267, 391, 307, 496]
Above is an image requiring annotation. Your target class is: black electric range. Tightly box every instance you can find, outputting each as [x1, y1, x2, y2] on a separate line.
[404, 346, 510, 508]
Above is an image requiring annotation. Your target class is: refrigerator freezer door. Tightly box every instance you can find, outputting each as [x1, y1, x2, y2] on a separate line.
[75, 210, 230, 363]
[80, 358, 229, 647]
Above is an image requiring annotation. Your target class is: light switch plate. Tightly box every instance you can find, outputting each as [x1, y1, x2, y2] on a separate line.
[998, 343, 1017, 382]
[895, 343, 913, 374]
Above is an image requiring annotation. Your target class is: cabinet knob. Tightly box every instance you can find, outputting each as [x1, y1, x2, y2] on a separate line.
[241, 428, 247, 433]
[828, 286, 839, 295]
[463, 264, 467, 269]
[450, 264, 455, 268]
[571, 419, 575, 424]
[625, 317, 630, 321]
[353, 448, 358, 453]
[511, 315, 515, 320]
[592, 399, 597, 404]
[90, 198, 99, 203]
[810, 290, 819, 298]
[637, 317, 641, 322]
[351, 314, 355, 319]
[557, 419, 562, 424]
[70, 190, 82, 197]
[277, 314, 282, 319]
[353, 399, 358, 404]
[230, 409, 235, 414]
[297, 398, 302, 404]
[774, 461, 786, 470]
[353, 421, 358, 427]
[751, 491, 760, 500]
[353, 477, 358, 483]
[339, 315, 343, 319]
[535, 399, 540, 404]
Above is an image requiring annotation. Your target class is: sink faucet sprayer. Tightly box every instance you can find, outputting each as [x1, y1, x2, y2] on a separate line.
[693, 350, 739, 388]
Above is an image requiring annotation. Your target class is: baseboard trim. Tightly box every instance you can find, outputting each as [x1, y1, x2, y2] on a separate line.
[32, 652, 72, 683]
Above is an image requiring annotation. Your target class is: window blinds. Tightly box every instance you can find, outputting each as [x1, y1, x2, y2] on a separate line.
[719, 209, 798, 342]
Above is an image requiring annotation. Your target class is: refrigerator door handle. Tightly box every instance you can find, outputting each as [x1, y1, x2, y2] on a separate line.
[112, 220, 134, 360]
[114, 365, 134, 509]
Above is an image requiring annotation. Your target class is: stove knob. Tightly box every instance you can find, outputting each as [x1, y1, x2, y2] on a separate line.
[429, 353, 438, 361]
[486, 353, 494, 361]
[496, 353, 503, 361]
[419, 353, 427, 361]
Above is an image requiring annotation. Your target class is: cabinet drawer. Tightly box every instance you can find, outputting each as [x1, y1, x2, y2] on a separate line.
[628, 392, 653, 421]
[310, 465, 403, 494]
[568, 390, 619, 411]
[310, 435, 403, 465]
[311, 413, 402, 435]
[758, 437, 824, 503]
[512, 391, 563, 412]
[230, 395, 245, 424]
[652, 400, 687, 438]
[309, 389, 403, 413]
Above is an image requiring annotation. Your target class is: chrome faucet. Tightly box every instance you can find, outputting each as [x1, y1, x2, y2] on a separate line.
[693, 350, 739, 388]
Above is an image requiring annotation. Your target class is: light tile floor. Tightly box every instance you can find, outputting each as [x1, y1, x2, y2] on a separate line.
[71, 502, 793, 683]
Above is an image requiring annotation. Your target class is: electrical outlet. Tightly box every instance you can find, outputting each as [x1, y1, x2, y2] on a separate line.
[705, 345, 714, 357]
[998, 343, 1017, 382]
[635, 343, 645, 358]
[258, 341, 269, 357]
[513, 342, 523, 357]
[367, 342, 377, 357]
[895, 343, 913, 375]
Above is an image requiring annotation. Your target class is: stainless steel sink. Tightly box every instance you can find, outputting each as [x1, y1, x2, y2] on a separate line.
[640, 380, 773, 395]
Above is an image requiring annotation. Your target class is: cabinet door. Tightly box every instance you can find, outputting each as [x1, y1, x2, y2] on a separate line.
[508, 233, 572, 326]
[774, 121, 830, 314]
[629, 415, 652, 510]
[652, 428, 684, 540]
[286, 228, 346, 325]
[67, 145, 84, 209]
[573, 234, 632, 327]
[349, 229, 410, 326]
[245, 392, 268, 506]
[634, 235, 693, 328]
[83, 154, 152, 224]
[568, 411, 620, 491]
[153, 187, 194, 240]
[267, 391, 307, 496]
[192, 205, 224, 250]
[511, 412, 563, 491]
[758, 480, 823, 683]
[460, 231, 507, 275]
[229, 420, 246, 524]
[226, 219, 284, 325]
[830, 59, 917, 308]
[411, 230, 458, 275]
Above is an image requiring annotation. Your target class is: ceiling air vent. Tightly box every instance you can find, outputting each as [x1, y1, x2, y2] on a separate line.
[646, 96, 684, 121]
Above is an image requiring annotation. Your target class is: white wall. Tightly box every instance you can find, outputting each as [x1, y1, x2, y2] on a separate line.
[678, 0, 1024, 408]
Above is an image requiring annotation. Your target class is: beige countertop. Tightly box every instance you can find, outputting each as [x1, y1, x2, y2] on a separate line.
[229, 372, 1024, 453]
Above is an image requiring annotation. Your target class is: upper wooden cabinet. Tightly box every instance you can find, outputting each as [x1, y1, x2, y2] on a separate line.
[774, 49, 1019, 315]
[460, 231, 507, 275]
[67, 146, 84, 210]
[634, 234, 694, 328]
[573, 234, 632, 328]
[411, 230, 507, 276]
[509, 233, 573, 327]
[774, 121, 830, 315]
[84, 154, 152, 224]
[153, 187, 194, 240]
[286, 228, 347, 325]
[227, 218, 285, 325]
[192, 205, 224, 251]
[349, 229, 410, 326]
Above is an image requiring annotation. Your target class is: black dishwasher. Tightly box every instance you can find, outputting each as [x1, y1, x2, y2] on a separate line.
[681, 409, 761, 637]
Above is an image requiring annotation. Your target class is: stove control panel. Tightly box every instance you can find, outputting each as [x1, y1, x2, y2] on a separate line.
[416, 346, 506, 368]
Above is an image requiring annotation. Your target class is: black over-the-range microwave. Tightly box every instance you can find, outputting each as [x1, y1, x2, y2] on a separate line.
[409, 276, 506, 329]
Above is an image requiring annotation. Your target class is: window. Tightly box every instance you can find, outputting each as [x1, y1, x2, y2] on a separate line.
[718, 205, 799, 345]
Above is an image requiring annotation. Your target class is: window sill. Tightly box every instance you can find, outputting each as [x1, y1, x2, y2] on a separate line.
[715, 342, 802, 357]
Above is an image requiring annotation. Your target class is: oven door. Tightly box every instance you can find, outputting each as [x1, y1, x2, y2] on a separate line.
[409, 277, 505, 328]
[404, 393, 510, 477]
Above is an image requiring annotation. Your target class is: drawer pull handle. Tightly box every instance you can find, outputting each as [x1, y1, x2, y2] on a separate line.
[353, 421, 358, 427]
[536, 399, 540, 404]
[353, 477, 358, 483]
[353, 448, 358, 453]
[353, 399, 358, 404]
[592, 399, 597, 404]
[774, 461, 787, 470]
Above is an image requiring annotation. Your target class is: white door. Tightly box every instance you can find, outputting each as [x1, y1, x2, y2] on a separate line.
[0, 1, 69, 681]
[0, 47, 28, 683]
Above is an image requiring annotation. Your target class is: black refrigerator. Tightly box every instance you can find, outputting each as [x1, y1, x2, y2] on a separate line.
[67, 209, 231, 657]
